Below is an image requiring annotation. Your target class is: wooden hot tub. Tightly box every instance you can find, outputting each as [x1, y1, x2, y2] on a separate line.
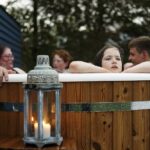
[0, 73, 150, 150]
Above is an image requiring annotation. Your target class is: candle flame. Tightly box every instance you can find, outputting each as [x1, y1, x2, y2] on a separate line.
[31, 116, 34, 122]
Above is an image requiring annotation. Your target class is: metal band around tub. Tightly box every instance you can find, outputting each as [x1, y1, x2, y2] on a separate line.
[62, 101, 150, 112]
[0, 101, 150, 112]
[0, 102, 23, 112]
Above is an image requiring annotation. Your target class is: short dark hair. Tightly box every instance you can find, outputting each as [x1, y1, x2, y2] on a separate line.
[94, 44, 124, 67]
[128, 36, 150, 55]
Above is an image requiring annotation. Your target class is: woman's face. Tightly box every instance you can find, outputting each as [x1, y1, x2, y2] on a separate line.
[101, 48, 122, 72]
[0, 47, 14, 70]
[52, 54, 68, 72]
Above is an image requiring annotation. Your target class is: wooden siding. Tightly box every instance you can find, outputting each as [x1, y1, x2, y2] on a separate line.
[0, 6, 21, 67]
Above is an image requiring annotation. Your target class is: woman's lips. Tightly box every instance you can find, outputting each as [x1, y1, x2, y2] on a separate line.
[111, 65, 118, 69]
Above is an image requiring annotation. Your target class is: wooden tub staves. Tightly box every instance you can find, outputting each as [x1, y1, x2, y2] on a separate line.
[1, 73, 150, 150]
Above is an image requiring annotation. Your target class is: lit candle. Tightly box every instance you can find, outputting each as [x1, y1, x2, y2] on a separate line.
[43, 121, 51, 138]
[34, 122, 38, 138]
[34, 121, 51, 139]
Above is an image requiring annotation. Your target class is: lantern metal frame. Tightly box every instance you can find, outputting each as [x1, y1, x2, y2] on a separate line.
[23, 55, 63, 148]
[23, 83, 63, 148]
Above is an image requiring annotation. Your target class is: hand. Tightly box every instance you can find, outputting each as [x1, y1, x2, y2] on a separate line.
[8, 70, 17, 74]
[0, 66, 8, 81]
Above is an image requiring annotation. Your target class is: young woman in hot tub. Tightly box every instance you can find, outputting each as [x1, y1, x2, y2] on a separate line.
[69, 44, 124, 73]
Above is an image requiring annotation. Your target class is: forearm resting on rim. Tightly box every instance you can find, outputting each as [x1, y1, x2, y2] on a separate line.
[69, 61, 110, 73]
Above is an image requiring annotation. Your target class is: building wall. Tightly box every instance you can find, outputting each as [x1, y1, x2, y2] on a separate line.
[0, 5, 22, 67]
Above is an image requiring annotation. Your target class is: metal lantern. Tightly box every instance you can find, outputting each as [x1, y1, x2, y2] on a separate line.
[23, 55, 63, 148]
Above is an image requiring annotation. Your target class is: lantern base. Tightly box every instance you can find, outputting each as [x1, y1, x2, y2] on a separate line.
[23, 136, 63, 148]
[0, 137, 77, 150]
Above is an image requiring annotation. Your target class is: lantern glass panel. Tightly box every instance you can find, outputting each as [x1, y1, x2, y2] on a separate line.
[43, 90, 56, 137]
[27, 90, 56, 138]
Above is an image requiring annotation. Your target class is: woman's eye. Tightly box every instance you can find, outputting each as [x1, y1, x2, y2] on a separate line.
[116, 57, 121, 61]
[105, 57, 111, 60]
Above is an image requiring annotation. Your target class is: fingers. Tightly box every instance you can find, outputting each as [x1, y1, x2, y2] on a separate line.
[8, 70, 17, 74]
[3, 68, 8, 81]
[0, 67, 8, 81]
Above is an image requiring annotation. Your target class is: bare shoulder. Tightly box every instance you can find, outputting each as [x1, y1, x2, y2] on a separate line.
[123, 61, 150, 73]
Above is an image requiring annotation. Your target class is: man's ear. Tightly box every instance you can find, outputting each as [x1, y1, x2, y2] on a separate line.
[142, 50, 149, 60]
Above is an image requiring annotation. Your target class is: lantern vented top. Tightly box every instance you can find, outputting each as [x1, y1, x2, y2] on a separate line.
[27, 55, 59, 84]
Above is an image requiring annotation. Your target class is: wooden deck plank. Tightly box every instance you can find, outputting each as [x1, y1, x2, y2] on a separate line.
[0, 137, 76, 150]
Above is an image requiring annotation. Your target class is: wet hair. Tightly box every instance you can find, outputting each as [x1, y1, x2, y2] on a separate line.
[128, 36, 150, 55]
[51, 49, 72, 68]
[94, 44, 124, 67]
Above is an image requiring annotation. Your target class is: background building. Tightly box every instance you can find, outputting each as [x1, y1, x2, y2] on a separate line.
[0, 5, 22, 67]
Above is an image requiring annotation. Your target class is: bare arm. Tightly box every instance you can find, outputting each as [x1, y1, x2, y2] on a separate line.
[123, 61, 150, 73]
[124, 62, 134, 70]
[69, 61, 110, 73]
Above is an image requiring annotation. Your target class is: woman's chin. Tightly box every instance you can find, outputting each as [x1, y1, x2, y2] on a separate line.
[110, 68, 121, 73]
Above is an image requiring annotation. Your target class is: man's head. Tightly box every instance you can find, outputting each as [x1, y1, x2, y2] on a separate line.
[128, 36, 150, 65]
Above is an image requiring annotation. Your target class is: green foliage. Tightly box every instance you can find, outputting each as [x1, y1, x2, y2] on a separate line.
[5, 0, 150, 70]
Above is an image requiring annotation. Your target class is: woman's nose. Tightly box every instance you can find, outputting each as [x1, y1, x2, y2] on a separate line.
[112, 58, 117, 63]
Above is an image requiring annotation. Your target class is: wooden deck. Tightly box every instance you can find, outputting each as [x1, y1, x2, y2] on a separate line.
[0, 137, 76, 150]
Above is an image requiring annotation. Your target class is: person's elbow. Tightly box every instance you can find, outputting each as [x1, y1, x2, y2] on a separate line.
[69, 61, 82, 73]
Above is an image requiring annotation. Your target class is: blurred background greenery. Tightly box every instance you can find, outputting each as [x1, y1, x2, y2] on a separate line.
[3, 0, 150, 71]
